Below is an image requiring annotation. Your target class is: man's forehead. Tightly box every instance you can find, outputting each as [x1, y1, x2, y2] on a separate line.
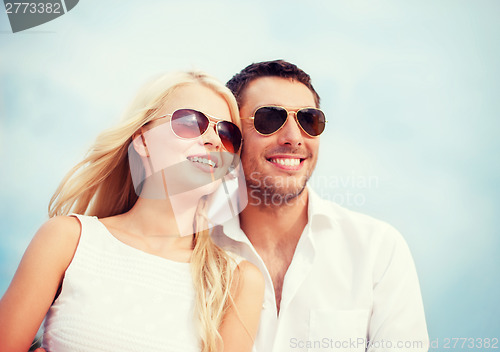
[240, 76, 316, 112]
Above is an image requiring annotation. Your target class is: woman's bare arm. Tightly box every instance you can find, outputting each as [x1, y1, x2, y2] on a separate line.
[219, 260, 265, 352]
[0, 216, 81, 352]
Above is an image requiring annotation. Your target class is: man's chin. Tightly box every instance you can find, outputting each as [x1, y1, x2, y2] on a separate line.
[247, 183, 308, 208]
[281, 184, 307, 201]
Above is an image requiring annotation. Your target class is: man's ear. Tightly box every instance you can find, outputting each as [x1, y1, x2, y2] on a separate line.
[131, 127, 150, 157]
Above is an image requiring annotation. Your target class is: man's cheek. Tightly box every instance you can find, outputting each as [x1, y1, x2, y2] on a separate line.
[248, 172, 262, 187]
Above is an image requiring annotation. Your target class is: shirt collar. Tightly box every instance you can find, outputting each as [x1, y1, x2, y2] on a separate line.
[218, 211, 250, 244]
[219, 185, 339, 243]
[306, 186, 340, 229]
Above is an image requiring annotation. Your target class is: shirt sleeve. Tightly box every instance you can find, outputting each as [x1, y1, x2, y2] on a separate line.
[367, 225, 429, 352]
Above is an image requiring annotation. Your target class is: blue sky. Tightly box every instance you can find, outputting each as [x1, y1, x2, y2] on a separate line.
[1, 0, 499, 341]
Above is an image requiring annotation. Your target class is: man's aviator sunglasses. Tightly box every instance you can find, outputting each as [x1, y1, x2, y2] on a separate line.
[242, 105, 327, 137]
[149, 108, 242, 153]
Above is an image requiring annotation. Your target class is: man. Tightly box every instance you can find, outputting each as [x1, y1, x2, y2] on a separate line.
[212, 60, 429, 352]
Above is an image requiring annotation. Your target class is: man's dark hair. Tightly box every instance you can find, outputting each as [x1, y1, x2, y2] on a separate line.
[226, 59, 320, 108]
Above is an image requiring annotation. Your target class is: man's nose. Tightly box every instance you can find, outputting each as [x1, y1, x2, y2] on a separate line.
[276, 111, 303, 147]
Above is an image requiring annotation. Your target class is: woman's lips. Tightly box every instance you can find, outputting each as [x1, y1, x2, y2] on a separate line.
[186, 154, 219, 173]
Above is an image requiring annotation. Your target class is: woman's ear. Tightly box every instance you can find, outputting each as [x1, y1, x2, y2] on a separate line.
[132, 127, 150, 157]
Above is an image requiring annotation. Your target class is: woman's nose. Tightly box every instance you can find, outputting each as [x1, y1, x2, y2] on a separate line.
[201, 123, 222, 151]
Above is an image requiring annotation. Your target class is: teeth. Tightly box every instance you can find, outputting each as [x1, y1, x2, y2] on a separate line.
[270, 158, 300, 166]
[188, 156, 216, 168]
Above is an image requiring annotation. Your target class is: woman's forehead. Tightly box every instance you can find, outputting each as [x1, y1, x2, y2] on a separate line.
[160, 84, 232, 121]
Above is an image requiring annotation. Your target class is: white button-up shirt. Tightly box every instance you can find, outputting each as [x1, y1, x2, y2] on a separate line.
[212, 188, 428, 352]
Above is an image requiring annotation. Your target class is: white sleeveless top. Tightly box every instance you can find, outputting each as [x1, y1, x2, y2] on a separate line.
[43, 214, 237, 352]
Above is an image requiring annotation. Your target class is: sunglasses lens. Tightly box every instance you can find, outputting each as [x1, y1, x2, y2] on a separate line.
[171, 109, 209, 138]
[297, 108, 326, 136]
[217, 121, 242, 153]
[253, 106, 288, 135]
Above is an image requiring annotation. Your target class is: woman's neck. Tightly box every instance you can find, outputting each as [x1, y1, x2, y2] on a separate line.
[127, 195, 199, 238]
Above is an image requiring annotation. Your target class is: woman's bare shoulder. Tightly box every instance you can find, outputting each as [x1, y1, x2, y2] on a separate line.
[234, 260, 265, 294]
[37, 215, 81, 240]
[32, 215, 82, 259]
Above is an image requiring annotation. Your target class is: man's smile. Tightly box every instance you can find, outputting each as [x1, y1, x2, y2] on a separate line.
[266, 155, 306, 171]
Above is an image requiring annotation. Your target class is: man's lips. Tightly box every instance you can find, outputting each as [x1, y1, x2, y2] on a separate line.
[266, 155, 306, 171]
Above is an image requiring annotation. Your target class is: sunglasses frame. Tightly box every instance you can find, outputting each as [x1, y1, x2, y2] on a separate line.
[242, 105, 327, 137]
[148, 108, 242, 153]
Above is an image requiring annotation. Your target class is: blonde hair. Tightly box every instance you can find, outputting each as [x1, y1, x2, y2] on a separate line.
[49, 71, 242, 351]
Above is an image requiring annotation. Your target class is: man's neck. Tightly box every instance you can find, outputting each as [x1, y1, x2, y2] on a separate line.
[239, 188, 309, 315]
[240, 188, 309, 248]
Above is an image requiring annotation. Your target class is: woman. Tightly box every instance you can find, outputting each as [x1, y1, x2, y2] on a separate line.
[0, 71, 264, 352]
